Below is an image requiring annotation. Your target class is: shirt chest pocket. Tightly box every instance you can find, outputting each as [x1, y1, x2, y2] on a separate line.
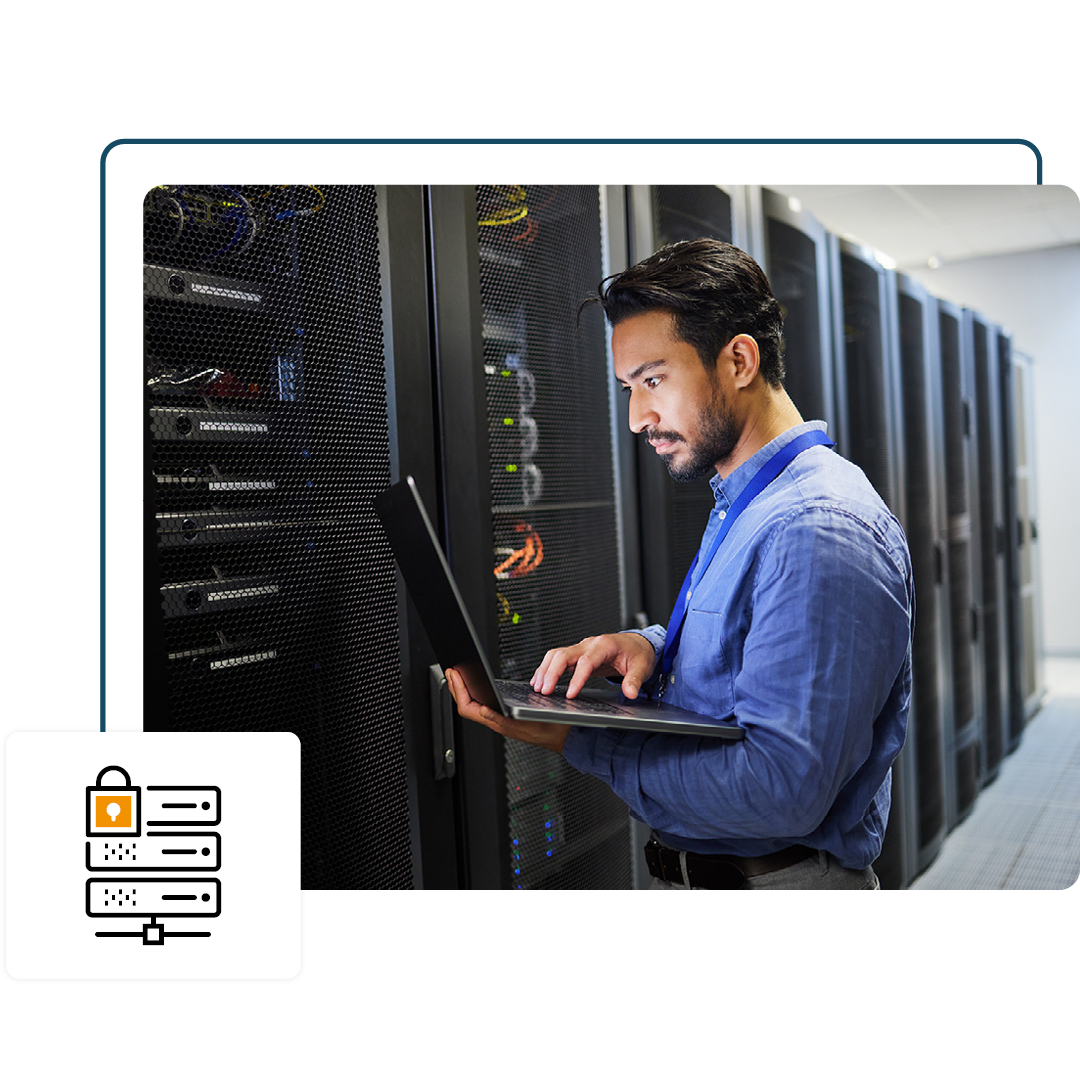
[669, 608, 736, 720]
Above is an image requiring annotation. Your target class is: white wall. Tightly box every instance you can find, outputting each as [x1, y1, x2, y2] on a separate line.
[906, 243, 1080, 654]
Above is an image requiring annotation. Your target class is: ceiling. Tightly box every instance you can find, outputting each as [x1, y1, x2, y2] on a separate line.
[765, 185, 1080, 271]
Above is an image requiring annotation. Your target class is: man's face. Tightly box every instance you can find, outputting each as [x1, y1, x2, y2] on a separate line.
[613, 310, 740, 481]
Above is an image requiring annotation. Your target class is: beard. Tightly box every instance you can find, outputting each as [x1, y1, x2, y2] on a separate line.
[653, 386, 740, 482]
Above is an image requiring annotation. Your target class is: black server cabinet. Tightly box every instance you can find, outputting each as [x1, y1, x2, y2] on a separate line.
[967, 310, 1009, 783]
[896, 274, 951, 874]
[1010, 349, 1044, 724]
[625, 184, 744, 624]
[937, 298, 984, 829]
[760, 190, 842, 448]
[829, 240, 916, 889]
[379, 186, 463, 889]
[143, 185, 428, 889]
[429, 186, 634, 889]
[831, 241, 905, 512]
[996, 328, 1023, 748]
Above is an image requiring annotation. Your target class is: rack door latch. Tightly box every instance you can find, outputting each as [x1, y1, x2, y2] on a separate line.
[429, 665, 457, 780]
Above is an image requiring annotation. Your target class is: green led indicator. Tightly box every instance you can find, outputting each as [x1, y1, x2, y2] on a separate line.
[501, 369, 511, 377]
[506, 464, 518, 473]
[512, 613, 521, 624]
[503, 417, 514, 426]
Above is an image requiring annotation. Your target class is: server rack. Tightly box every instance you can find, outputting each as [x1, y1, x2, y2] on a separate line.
[829, 239, 916, 888]
[937, 298, 984, 829]
[625, 185, 748, 624]
[967, 310, 1010, 783]
[831, 240, 905, 511]
[430, 185, 635, 889]
[379, 186, 462, 888]
[896, 273, 951, 874]
[143, 185, 424, 889]
[1009, 347, 1045, 725]
[759, 190, 843, 447]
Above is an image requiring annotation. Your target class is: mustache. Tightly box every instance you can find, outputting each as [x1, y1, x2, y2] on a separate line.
[646, 429, 684, 445]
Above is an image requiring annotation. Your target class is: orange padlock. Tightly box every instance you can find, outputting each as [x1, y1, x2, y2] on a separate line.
[86, 766, 141, 837]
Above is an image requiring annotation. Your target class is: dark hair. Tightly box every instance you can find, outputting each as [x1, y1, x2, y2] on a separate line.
[592, 238, 785, 387]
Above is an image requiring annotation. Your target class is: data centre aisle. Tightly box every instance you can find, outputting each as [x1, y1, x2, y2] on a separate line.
[909, 659, 1080, 890]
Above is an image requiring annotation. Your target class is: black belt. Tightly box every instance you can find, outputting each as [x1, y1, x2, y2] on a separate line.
[644, 838, 817, 890]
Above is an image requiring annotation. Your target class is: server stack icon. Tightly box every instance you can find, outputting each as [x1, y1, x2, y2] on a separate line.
[85, 766, 222, 945]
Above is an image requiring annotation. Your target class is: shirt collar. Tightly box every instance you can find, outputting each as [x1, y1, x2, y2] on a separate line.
[710, 420, 829, 507]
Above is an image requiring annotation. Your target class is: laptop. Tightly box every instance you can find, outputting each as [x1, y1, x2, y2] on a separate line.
[374, 476, 744, 740]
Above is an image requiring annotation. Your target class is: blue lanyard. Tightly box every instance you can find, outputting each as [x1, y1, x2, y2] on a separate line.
[660, 428, 835, 688]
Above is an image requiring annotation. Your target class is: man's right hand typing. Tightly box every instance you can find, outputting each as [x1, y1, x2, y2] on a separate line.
[530, 631, 658, 702]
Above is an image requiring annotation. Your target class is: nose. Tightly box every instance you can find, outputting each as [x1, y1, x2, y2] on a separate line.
[627, 388, 657, 435]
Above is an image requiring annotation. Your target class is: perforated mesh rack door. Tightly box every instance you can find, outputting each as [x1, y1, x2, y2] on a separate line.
[143, 185, 413, 889]
[1009, 347, 1042, 727]
[476, 185, 632, 889]
[896, 289, 947, 860]
[938, 305, 980, 823]
[638, 187, 735, 622]
[970, 316, 1008, 779]
[655, 185, 732, 247]
[838, 251, 898, 512]
[765, 219, 830, 429]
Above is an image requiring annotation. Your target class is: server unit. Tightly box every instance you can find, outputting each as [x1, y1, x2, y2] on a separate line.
[829, 239, 916, 888]
[430, 185, 635, 889]
[1008, 347, 1046, 726]
[937, 298, 984, 828]
[759, 190, 843, 446]
[967, 310, 1010, 783]
[896, 274, 951, 873]
[625, 185, 747, 624]
[143, 185, 419, 888]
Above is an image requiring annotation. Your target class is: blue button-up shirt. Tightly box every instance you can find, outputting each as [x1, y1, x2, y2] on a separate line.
[562, 421, 913, 869]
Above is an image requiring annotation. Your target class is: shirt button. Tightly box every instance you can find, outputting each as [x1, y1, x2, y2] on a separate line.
[718, 510, 727, 519]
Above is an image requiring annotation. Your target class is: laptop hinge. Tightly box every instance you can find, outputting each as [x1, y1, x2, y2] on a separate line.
[429, 664, 457, 780]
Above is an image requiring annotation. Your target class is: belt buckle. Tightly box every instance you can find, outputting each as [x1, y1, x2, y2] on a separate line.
[645, 839, 686, 886]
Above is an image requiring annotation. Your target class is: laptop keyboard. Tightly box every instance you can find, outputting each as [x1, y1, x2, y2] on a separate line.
[495, 680, 632, 716]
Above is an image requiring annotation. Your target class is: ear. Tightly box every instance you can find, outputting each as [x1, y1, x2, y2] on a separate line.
[727, 334, 761, 388]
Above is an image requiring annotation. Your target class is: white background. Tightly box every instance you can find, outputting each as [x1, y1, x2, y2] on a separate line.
[7, 733, 299, 979]
[3, 3, 1077, 1076]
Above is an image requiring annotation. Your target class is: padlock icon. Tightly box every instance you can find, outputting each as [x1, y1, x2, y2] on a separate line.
[86, 766, 141, 837]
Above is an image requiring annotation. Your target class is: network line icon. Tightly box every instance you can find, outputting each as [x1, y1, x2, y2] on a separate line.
[85, 766, 222, 946]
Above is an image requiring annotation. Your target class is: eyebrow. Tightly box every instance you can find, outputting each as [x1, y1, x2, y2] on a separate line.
[618, 359, 667, 384]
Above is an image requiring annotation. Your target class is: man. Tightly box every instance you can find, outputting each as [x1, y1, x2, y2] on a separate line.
[447, 239, 913, 890]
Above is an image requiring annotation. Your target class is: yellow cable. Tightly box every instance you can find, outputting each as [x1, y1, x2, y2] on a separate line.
[479, 185, 529, 227]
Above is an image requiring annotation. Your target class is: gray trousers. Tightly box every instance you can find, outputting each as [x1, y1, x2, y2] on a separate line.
[648, 848, 880, 890]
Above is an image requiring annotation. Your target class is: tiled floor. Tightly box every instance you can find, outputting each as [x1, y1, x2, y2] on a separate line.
[909, 656, 1080, 890]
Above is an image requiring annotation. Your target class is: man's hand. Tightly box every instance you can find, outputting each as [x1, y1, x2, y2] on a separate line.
[530, 632, 657, 701]
[445, 667, 570, 754]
